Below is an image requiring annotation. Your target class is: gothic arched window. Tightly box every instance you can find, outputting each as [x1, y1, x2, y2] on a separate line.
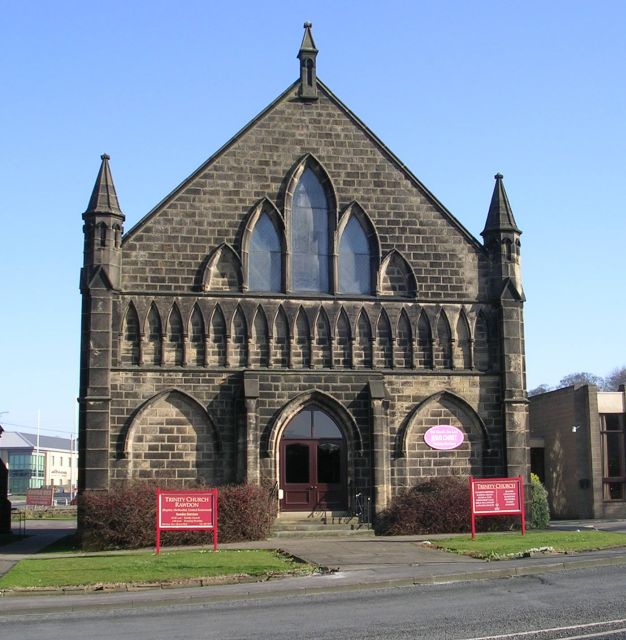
[291, 168, 330, 292]
[249, 212, 282, 292]
[339, 216, 372, 294]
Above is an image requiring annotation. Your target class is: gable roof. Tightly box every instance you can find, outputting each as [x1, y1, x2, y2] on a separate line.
[123, 79, 483, 251]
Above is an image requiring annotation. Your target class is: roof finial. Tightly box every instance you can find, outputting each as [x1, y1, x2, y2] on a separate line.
[298, 22, 318, 100]
[482, 172, 520, 237]
[84, 153, 123, 217]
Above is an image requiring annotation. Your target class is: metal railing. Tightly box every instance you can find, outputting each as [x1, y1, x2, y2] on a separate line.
[354, 490, 371, 526]
[11, 508, 26, 536]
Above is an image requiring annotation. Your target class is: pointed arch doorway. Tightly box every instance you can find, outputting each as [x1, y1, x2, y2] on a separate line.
[279, 406, 348, 511]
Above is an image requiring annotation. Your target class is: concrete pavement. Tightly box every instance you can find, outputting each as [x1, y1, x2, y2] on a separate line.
[1, 519, 626, 616]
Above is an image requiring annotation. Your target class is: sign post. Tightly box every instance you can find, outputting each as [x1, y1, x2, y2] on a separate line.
[470, 476, 525, 539]
[156, 488, 218, 554]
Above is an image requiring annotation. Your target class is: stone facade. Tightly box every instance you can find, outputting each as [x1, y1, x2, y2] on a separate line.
[78, 25, 529, 518]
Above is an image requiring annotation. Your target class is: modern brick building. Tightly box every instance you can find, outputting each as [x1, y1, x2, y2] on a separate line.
[78, 24, 529, 520]
[530, 385, 626, 519]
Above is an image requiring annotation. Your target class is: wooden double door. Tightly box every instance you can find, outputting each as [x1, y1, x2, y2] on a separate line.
[279, 408, 347, 512]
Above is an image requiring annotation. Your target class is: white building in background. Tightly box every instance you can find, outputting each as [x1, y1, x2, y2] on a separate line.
[0, 431, 78, 494]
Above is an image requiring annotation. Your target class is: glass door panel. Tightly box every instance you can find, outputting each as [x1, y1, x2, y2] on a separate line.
[285, 444, 310, 483]
[317, 443, 340, 483]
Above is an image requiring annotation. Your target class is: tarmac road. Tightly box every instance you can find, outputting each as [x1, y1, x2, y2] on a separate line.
[2, 564, 626, 640]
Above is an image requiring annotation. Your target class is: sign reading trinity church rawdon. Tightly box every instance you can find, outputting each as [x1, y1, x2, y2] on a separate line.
[156, 489, 218, 553]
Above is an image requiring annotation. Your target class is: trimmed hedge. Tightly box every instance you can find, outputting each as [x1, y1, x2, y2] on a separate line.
[78, 482, 276, 551]
[375, 476, 520, 536]
[375, 476, 471, 536]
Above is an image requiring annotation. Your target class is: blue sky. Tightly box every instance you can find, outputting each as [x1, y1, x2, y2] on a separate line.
[1, 1, 624, 437]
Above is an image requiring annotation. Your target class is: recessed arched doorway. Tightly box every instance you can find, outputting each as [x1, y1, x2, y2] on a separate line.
[279, 406, 348, 511]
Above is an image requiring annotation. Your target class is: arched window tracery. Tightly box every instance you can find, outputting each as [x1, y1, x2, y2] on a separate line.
[249, 212, 282, 292]
[338, 215, 374, 294]
[291, 168, 330, 293]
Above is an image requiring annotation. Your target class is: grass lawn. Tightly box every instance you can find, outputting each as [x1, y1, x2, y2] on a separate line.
[434, 530, 626, 559]
[0, 549, 313, 589]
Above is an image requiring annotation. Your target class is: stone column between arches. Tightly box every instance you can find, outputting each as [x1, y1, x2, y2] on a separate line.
[243, 376, 260, 485]
[369, 379, 390, 514]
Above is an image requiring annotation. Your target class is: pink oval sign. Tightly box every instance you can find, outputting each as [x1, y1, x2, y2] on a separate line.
[424, 425, 464, 450]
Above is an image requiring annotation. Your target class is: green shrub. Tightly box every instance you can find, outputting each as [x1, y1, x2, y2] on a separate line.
[78, 482, 276, 551]
[528, 473, 550, 529]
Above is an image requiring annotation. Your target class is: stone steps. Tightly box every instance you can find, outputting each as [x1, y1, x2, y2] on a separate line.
[271, 514, 374, 538]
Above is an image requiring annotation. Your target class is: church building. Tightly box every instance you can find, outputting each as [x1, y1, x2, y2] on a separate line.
[78, 24, 529, 520]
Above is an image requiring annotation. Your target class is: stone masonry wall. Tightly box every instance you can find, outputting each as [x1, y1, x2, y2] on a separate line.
[121, 86, 489, 300]
[94, 80, 516, 503]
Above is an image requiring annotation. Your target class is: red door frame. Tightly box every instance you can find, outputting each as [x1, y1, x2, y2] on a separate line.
[279, 437, 347, 511]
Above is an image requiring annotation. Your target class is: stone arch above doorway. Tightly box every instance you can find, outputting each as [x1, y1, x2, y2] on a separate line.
[264, 390, 363, 457]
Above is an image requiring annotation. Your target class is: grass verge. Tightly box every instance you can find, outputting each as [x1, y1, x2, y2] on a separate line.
[0, 549, 313, 590]
[21, 510, 77, 520]
[434, 530, 626, 559]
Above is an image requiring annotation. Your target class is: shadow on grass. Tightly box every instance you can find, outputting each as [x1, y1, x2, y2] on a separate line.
[38, 534, 81, 554]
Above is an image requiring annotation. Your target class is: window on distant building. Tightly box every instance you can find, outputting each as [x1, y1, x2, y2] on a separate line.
[601, 413, 626, 500]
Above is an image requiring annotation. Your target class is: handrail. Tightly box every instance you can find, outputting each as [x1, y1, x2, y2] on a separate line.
[10, 508, 26, 537]
[354, 490, 371, 526]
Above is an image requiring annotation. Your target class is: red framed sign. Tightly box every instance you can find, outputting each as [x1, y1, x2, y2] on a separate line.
[470, 476, 525, 539]
[156, 488, 218, 554]
[26, 487, 54, 507]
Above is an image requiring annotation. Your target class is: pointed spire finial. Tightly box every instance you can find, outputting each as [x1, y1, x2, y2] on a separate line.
[481, 172, 520, 237]
[84, 153, 123, 217]
[298, 22, 318, 100]
[299, 22, 317, 53]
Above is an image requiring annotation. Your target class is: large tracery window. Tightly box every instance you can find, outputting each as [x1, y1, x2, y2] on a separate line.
[249, 212, 282, 292]
[339, 215, 372, 294]
[291, 168, 330, 293]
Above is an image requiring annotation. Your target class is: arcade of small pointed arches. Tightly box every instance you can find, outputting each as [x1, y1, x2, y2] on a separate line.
[118, 155, 497, 371]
